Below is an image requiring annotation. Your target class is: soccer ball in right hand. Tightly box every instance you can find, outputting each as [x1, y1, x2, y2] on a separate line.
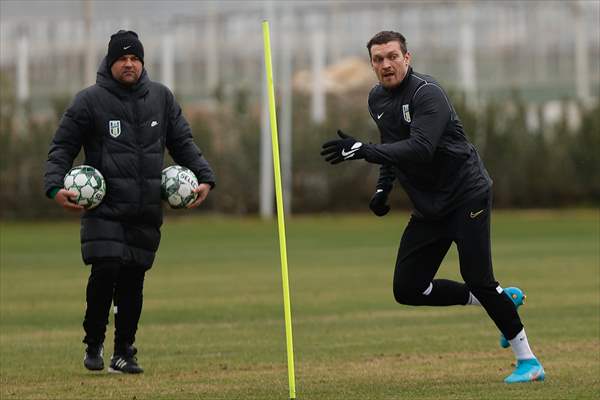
[63, 165, 106, 209]
[161, 165, 199, 209]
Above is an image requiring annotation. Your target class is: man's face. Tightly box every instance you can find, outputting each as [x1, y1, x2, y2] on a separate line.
[370, 41, 411, 89]
[111, 54, 142, 86]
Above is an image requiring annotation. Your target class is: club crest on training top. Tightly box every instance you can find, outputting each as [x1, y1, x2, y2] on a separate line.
[402, 104, 411, 123]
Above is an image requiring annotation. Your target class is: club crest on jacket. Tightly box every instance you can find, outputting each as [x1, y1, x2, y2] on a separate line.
[109, 120, 121, 138]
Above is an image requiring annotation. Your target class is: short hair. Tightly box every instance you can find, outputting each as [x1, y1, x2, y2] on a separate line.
[366, 31, 408, 58]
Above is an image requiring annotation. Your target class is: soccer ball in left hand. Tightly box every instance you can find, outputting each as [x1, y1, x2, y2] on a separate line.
[161, 165, 199, 209]
[63, 165, 106, 209]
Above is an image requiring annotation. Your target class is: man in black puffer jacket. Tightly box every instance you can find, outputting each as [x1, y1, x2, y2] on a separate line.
[44, 30, 215, 374]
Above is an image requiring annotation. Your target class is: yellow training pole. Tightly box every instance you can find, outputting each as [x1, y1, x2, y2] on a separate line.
[262, 20, 297, 400]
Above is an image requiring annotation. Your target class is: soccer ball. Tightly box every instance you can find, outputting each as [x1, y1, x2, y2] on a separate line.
[161, 165, 198, 209]
[63, 165, 106, 209]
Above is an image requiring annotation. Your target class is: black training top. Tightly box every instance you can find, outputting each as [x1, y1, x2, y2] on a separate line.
[362, 67, 491, 219]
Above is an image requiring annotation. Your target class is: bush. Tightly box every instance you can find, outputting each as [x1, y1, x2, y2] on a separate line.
[1, 74, 598, 219]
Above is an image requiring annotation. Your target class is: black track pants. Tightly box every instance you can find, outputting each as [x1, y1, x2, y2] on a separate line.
[392, 191, 523, 340]
[82, 260, 146, 352]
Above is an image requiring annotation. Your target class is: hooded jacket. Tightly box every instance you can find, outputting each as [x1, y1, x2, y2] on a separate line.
[44, 57, 215, 268]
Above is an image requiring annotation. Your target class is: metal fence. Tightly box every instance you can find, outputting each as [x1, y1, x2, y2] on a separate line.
[1, 0, 599, 218]
[1, 0, 599, 109]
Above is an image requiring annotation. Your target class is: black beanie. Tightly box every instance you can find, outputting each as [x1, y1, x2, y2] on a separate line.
[107, 30, 144, 68]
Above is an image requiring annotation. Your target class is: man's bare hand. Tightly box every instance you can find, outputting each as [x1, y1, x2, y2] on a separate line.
[54, 189, 84, 211]
[187, 183, 211, 209]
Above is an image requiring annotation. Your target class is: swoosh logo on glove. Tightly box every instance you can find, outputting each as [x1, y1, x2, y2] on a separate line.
[470, 209, 485, 219]
[341, 142, 363, 159]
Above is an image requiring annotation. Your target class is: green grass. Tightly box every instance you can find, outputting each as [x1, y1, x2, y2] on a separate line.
[1, 210, 599, 400]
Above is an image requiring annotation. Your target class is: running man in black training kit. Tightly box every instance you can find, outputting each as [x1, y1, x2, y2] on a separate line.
[44, 30, 215, 374]
[320, 31, 544, 383]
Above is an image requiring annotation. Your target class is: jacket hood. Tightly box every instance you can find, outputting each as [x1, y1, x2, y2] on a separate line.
[96, 56, 149, 99]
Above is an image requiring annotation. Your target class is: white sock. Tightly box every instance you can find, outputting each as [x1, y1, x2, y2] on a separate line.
[509, 328, 536, 360]
[466, 292, 481, 306]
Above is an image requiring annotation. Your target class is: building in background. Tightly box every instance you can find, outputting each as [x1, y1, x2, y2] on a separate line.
[1, 0, 598, 218]
[1, 0, 599, 110]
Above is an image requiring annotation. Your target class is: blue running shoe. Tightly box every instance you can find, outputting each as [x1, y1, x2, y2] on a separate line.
[504, 358, 545, 383]
[500, 287, 526, 348]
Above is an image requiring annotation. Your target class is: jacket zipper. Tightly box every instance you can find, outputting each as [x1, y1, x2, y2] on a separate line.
[132, 98, 144, 217]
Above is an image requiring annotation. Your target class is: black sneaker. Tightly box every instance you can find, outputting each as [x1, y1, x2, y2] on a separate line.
[108, 346, 143, 374]
[84, 344, 104, 371]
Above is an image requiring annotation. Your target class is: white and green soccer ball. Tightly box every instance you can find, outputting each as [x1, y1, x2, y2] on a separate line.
[63, 165, 106, 209]
[161, 165, 199, 209]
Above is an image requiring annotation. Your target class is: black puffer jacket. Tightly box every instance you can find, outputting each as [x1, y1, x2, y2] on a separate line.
[44, 58, 215, 269]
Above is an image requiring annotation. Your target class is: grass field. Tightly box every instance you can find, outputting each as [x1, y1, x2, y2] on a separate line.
[1, 210, 598, 400]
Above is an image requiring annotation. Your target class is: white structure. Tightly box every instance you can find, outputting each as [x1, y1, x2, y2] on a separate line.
[2, 1, 598, 106]
[1, 0, 599, 215]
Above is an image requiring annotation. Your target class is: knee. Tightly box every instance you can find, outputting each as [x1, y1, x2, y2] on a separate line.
[393, 282, 422, 305]
[115, 269, 145, 297]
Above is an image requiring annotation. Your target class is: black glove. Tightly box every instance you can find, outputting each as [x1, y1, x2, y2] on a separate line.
[320, 130, 365, 165]
[369, 189, 390, 216]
